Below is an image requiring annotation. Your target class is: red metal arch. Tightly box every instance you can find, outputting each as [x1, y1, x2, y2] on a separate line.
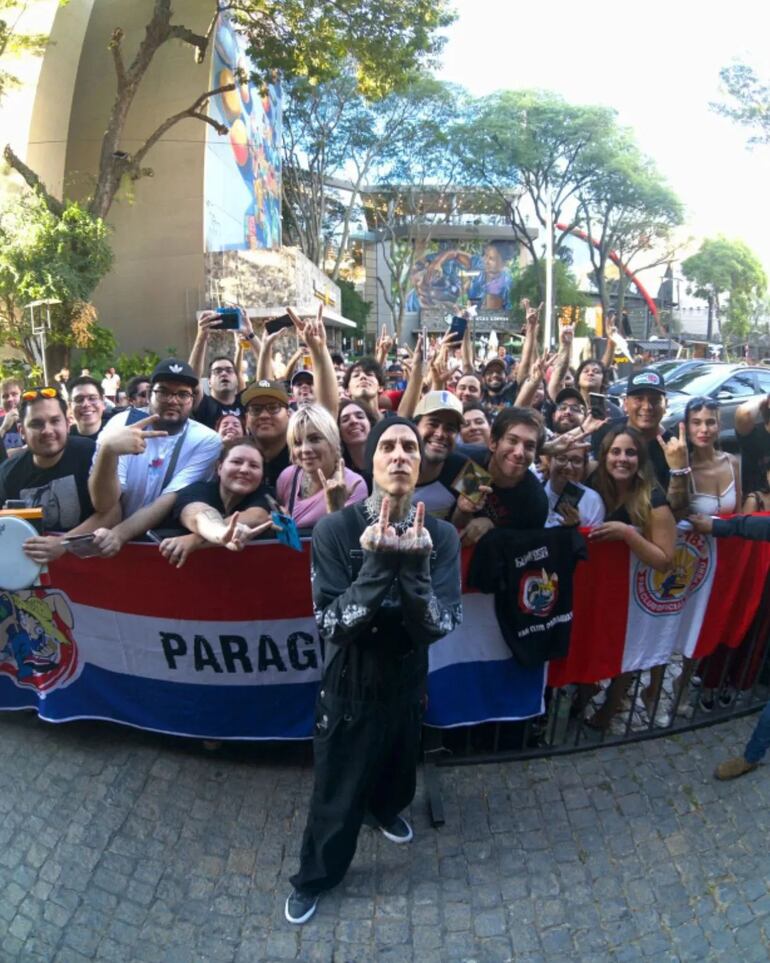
[556, 222, 661, 331]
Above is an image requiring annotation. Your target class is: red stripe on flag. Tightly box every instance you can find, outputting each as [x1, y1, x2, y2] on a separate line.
[692, 537, 770, 659]
[547, 541, 629, 686]
[47, 541, 315, 620]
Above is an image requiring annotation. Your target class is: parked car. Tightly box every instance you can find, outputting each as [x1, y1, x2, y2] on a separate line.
[608, 358, 704, 398]
[660, 363, 770, 449]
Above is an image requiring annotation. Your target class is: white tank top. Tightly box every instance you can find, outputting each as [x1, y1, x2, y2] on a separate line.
[689, 456, 737, 515]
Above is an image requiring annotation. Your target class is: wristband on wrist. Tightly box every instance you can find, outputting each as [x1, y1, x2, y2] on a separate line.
[669, 466, 691, 477]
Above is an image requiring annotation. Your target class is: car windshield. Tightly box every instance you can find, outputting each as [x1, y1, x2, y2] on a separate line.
[665, 365, 734, 396]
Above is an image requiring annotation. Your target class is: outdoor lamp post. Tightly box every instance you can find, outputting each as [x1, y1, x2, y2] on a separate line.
[25, 299, 60, 386]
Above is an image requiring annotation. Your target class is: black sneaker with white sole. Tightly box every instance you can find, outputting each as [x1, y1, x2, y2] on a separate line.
[378, 815, 413, 844]
[285, 888, 319, 924]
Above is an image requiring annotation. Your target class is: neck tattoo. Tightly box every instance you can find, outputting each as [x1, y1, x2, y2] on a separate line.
[364, 490, 415, 533]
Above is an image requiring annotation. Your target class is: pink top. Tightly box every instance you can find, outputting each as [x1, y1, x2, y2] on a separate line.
[277, 465, 368, 528]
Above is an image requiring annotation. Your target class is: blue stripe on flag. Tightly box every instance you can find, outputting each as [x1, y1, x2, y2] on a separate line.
[425, 658, 546, 727]
[0, 665, 317, 740]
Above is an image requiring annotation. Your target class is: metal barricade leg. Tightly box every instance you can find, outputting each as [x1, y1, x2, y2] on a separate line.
[421, 725, 446, 828]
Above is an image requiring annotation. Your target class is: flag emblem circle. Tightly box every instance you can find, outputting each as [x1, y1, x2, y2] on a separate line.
[634, 532, 712, 616]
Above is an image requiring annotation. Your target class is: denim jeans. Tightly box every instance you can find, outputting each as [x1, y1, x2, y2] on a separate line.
[745, 701, 770, 764]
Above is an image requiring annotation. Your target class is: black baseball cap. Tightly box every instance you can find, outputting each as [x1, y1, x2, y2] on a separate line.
[554, 387, 586, 408]
[626, 368, 666, 396]
[150, 359, 198, 388]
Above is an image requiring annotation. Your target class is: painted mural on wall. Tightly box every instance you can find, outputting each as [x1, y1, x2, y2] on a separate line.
[204, 14, 282, 252]
[406, 240, 518, 314]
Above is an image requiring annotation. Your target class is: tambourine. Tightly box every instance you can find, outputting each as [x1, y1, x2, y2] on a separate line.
[0, 515, 43, 591]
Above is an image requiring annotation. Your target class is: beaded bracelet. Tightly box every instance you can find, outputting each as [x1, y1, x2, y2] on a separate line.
[669, 467, 691, 477]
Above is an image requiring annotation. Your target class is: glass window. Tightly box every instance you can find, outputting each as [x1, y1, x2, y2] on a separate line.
[718, 372, 756, 398]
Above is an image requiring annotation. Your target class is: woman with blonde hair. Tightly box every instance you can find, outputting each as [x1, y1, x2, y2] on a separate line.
[277, 404, 367, 530]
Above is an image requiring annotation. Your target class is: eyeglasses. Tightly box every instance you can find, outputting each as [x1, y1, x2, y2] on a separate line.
[72, 394, 101, 406]
[211, 366, 235, 376]
[152, 387, 194, 402]
[554, 454, 586, 467]
[246, 402, 285, 416]
[22, 387, 59, 401]
[556, 403, 585, 414]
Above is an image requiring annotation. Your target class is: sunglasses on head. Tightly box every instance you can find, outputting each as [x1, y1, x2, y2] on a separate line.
[22, 387, 60, 401]
[685, 396, 719, 413]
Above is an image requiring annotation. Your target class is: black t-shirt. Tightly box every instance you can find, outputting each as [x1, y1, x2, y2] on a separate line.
[171, 479, 273, 529]
[264, 444, 291, 488]
[192, 391, 244, 430]
[468, 526, 587, 668]
[482, 382, 519, 419]
[482, 469, 548, 530]
[591, 416, 671, 490]
[739, 423, 770, 495]
[0, 436, 95, 530]
[605, 485, 667, 525]
[69, 411, 115, 439]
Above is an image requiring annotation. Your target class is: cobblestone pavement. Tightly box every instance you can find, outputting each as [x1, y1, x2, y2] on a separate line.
[2, 710, 770, 962]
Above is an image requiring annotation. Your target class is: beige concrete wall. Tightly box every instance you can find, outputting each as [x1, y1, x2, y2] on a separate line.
[23, 0, 95, 198]
[64, 0, 215, 355]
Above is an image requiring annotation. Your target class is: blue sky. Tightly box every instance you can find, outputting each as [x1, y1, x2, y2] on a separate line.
[437, 0, 770, 276]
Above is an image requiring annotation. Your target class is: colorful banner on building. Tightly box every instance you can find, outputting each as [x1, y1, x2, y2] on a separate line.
[204, 13, 282, 252]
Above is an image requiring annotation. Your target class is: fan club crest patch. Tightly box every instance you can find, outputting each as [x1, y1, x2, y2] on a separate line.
[0, 589, 80, 692]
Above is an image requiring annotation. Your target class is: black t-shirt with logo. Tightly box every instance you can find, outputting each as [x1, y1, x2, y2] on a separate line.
[0, 436, 95, 530]
[481, 382, 519, 419]
[469, 526, 587, 667]
[193, 392, 244, 430]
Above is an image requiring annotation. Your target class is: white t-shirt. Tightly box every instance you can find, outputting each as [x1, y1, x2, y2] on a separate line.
[544, 479, 605, 529]
[101, 374, 120, 397]
[96, 410, 222, 517]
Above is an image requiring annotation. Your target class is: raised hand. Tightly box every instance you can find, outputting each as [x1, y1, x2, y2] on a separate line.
[221, 511, 275, 550]
[522, 299, 543, 329]
[456, 485, 492, 518]
[318, 458, 350, 513]
[399, 501, 433, 555]
[658, 422, 688, 471]
[580, 413, 609, 437]
[360, 496, 399, 553]
[103, 414, 168, 456]
[0, 407, 19, 436]
[560, 324, 574, 347]
[556, 503, 581, 527]
[197, 310, 221, 337]
[588, 521, 631, 543]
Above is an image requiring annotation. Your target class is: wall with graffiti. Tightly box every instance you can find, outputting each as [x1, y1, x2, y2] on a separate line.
[204, 14, 282, 252]
[406, 239, 519, 314]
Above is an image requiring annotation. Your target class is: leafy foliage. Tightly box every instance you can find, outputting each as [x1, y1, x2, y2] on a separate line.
[512, 260, 588, 315]
[682, 237, 767, 339]
[337, 279, 371, 337]
[0, 0, 52, 101]
[712, 62, 770, 146]
[0, 191, 113, 363]
[231, 0, 455, 99]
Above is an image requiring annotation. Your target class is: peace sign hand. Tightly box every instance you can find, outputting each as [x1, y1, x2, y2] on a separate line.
[103, 414, 168, 456]
[658, 422, 688, 471]
[221, 511, 276, 551]
[360, 496, 399, 553]
[319, 458, 350, 513]
[399, 501, 433, 555]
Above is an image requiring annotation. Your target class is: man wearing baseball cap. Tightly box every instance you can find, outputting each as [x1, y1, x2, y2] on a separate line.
[481, 357, 518, 416]
[290, 369, 315, 409]
[242, 379, 291, 486]
[590, 367, 689, 511]
[412, 390, 472, 521]
[87, 359, 221, 556]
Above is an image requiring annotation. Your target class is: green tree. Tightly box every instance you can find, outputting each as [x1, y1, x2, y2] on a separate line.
[0, 0, 52, 102]
[0, 191, 113, 365]
[455, 90, 620, 302]
[511, 259, 587, 316]
[682, 237, 767, 341]
[711, 62, 770, 146]
[282, 75, 462, 277]
[577, 135, 684, 326]
[337, 278, 371, 338]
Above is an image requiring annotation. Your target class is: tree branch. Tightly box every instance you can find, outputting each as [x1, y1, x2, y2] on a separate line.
[167, 23, 210, 64]
[2, 145, 64, 217]
[109, 28, 127, 91]
[130, 83, 234, 170]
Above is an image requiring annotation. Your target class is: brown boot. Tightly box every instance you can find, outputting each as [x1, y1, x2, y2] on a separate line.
[714, 756, 758, 781]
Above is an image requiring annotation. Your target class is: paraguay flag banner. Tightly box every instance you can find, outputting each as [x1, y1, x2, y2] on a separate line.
[0, 542, 545, 739]
[548, 524, 770, 687]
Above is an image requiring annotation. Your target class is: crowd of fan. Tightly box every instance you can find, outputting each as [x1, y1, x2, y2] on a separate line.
[2, 302, 770, 728]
